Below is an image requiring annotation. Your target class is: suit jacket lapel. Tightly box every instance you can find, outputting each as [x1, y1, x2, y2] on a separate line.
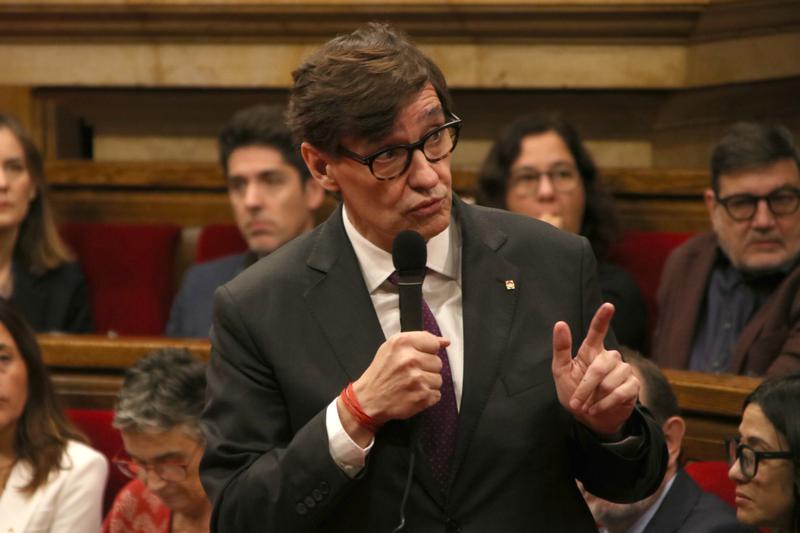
[448, 201, 520, 487]
[304, 205, 386, 381]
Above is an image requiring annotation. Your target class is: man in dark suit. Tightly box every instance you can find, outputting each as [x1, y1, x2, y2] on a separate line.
[200, 23, 667, 532]
[581, 350, 755, 532]
[166, 105, 324, 337]
[652, 122, 800, 376]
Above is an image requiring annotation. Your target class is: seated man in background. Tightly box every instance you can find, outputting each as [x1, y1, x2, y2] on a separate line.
[103, 348, 211, 533]
[167, 105, 324, 337]
[581, 349, 755, 533]
[653, 122, 800, 376]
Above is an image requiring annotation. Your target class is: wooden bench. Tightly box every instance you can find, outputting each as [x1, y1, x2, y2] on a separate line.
[42, 334, 756, 462]
[46, 161, 710, 233]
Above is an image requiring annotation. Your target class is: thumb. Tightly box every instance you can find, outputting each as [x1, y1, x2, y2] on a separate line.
[552, 321, 573, 373]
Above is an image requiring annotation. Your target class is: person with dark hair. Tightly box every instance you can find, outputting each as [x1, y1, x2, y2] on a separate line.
[653, 122, 800, 376]
[727, 372, 800, 532]
[0, 114, 92, 332]
[478, 115, 647, 350]
[0, 300, 107, 531]
[166, 105, 324, 337]
[200, 23, 667, 532]
[581, 349, 754, 532]
[103, 348, 210, 533]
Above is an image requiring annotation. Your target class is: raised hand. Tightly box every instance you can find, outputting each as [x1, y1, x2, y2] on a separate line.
[551, 303, 639, 437]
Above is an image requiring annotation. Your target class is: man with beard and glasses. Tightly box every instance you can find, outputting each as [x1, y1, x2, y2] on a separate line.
[653, 122, 800, 376]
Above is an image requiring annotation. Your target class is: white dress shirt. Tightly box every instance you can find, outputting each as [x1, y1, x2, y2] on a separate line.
[325, 205, 463, 477]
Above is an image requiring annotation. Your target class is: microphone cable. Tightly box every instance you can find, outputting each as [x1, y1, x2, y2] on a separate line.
[391, 447, 416, 533]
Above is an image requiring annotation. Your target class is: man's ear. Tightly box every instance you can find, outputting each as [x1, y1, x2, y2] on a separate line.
[661, 415, 686, 470]
[301, 142, 339, 193]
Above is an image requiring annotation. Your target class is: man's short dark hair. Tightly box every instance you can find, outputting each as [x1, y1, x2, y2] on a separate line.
[287, 22, 453, 154]
[621, 348, 680, 425]
[710, 122, 800, 194]
[219, 105, 310, 182]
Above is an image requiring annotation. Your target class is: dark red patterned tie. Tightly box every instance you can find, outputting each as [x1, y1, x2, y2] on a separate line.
[389, 271, 458, 489]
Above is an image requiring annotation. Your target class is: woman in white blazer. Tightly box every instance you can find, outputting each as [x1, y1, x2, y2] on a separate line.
[0, 301, 108, 532]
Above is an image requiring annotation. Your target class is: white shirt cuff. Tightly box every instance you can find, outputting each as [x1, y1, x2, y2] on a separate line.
[325, 399, 374, 478]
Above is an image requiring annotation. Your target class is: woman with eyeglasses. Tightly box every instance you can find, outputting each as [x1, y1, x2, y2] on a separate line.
[728, 373, 800, 532]
[103, 348, 211, 533]
[0, 114, 93, 333]
[0, 300, 107, 532]
[478, 115, 647, 351]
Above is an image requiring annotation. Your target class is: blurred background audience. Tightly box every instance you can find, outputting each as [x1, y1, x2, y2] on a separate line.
[103, 348, 210, 533]
[478, 114, 647, 351]
[0, 300, 107, 532]
[0, 114, 92, 333]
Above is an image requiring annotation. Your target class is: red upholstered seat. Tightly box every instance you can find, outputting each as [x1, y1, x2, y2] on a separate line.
[66, 408, 126, 515]
[60, 223, 181, 335]
[684, 460, 736, 509]
[607, 231, 695, 342]
[195, 224, 247, 263]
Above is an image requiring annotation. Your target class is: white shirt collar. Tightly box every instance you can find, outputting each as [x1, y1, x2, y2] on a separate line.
[341, 203, 459, 293]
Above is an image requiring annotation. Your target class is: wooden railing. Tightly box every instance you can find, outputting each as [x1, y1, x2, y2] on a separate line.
[42, 335, 756, 460]
[47, 161, 710, 232]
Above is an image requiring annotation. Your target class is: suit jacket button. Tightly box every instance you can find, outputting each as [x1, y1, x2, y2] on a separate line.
[296, 502, 308, 515]
[319, 481, 330, 495]
[445, 518, 461, 532]
[304, 496, 316, 508]
[312, 489, 324, 501]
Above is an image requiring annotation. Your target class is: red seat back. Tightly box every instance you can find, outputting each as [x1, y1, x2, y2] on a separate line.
[60, 223, 181, 335]
[607, 231, 695, 342]
[66, 408, 126, 515]
[684, 460, 736, 509]
[195, 224, 247, 263]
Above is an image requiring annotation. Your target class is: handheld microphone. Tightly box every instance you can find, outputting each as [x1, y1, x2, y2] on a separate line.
[390, 230, 426, 532]
[391, 230, 427, 332]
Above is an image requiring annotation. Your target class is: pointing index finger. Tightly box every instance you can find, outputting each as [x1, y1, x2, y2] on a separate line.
[581, 303, 615, 355]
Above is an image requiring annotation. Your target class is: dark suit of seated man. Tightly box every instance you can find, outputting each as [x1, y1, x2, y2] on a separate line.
[199, 23, 668, 533]
[581, 349, 757, 533]
[652, 122, 800, 376]
[166, 105, 324, 338]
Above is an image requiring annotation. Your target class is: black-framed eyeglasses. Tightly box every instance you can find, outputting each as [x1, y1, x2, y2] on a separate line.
[508, 164, 581, 194]
[113, 445, 200, 483]
[339, 114, 462, 181]
[715, 187, 800, 222]
[725, 436, 793, 481]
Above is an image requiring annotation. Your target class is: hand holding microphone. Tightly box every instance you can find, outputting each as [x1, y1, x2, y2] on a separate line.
[337, 230, 447, 445]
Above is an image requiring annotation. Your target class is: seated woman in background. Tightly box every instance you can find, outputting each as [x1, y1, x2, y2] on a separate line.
[0, 114, 92, 332]
[478, 114, 646, 351]
[0, 300, 108, 532]
[728, 373, 799, 532]
[103, 348, 211, 533]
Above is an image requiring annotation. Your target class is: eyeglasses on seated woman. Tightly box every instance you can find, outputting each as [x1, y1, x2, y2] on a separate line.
[102, 348, 211, 533]
[728, 373, 800, 532]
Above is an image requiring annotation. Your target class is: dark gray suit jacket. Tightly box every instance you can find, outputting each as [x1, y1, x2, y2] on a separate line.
[166, 253, 248, 338]
[200, 199, 667, 532]
[645, 469, 756, 533]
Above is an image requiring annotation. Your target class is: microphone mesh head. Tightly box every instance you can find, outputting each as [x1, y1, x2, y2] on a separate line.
[392, 230, 427, 274]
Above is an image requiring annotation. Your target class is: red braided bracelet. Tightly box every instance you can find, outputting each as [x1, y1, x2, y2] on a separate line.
[340, 382, 380, 433]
